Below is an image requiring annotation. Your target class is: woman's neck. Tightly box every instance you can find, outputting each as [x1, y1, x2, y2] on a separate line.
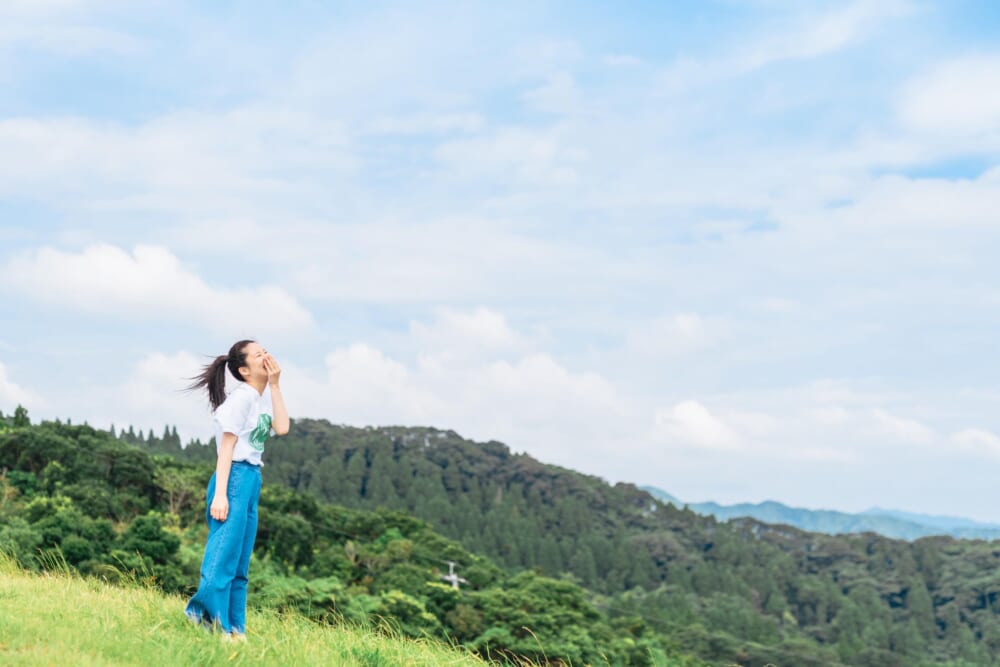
[245, 377, 267, 395]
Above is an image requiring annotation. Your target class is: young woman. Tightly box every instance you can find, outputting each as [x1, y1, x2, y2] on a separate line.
[184, 339, 290, 639]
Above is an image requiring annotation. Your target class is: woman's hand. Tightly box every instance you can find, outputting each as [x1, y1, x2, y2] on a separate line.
[210, 494, 229, 522]
[263, 354, 281, 387]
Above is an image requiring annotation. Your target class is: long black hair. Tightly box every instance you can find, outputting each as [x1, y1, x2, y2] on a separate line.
[187, 339, 256, 411]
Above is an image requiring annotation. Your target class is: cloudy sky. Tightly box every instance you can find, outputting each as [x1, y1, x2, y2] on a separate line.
[3, 0, 1000, 521]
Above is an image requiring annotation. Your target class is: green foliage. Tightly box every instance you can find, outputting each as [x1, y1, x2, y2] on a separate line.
[8, 417, 1000, 665]
[244, 420, 1000, 666]
[0, 516, 42, 568]
[467, 570, 611, 665]
[121, 513, 181, 564]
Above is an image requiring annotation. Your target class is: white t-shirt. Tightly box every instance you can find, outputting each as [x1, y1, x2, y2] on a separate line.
[213, 382, 274, 466]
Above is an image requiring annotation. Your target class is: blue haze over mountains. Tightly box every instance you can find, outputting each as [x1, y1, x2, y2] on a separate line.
[641, 487, 1000, 541]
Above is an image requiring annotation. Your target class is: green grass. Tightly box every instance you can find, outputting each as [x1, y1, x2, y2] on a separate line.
[0, 556, 516, 667]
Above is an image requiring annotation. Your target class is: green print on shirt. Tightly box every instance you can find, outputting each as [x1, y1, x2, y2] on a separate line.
[249, 414, 272, 452]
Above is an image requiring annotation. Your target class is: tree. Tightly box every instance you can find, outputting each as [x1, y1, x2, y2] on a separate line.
[13, 405, 29, 428]
[155, 462, 204, 518]
[905, 576, 936, 639]
[121, 513, 180, 565]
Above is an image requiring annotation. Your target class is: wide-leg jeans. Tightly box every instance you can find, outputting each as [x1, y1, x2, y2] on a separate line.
[185, 461, 262, 634]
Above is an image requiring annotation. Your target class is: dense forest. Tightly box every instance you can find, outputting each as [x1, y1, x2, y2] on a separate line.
[0, 410, 699, 666]
[181, 418, 1000, 666]
[4, 409, 1000, 665]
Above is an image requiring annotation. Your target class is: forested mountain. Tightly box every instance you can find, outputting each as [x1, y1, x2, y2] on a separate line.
[0, 411, 700, 666]
[166, 418, 1000, 666]
[640, 486, 1000, 541]
[10, 410, 1000, 665]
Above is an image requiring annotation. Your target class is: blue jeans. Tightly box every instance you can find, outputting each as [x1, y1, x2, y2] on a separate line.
[185, 461, 262, 634]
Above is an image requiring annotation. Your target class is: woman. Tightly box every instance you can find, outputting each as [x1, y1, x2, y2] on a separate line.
[184, 339, 290, 639]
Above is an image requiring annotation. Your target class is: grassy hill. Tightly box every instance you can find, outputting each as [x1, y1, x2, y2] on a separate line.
[226, 420, 1000, 666]
[1, 417, 706, 666]
[0, 555, 506, 667]
[11, 413, 1000, 665]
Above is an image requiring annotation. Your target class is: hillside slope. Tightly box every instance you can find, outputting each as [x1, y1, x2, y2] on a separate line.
[238, 420, 1000, 666]
[122, 418, 1000, 665]
[2, 417, 705, 667]
[0, 557, 490, 667]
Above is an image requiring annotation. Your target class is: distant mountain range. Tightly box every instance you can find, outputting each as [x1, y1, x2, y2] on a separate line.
[640, 486, 1000, 541]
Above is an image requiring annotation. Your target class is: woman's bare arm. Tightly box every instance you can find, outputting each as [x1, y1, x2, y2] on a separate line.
[210, 432, 237, 521]
[264, 354, 290, 436]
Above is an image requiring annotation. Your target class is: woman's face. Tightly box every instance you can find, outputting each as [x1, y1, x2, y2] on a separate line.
[240, 342, 268, 381]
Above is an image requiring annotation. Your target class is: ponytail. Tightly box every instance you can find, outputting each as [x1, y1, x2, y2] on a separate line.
[187, 339, 256, 411]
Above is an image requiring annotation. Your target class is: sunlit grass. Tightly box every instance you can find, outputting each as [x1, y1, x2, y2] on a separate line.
[0, 553, 524, 666]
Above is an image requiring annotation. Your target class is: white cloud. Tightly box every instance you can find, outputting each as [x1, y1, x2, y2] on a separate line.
[604, 54, 641, 67]
[870, 408, 934, 445]
[36, 350, 213, 442]
[327, 343, 409, 389]
[409, 307, 531, 363]
[0, 109, 353, 214]
[364, 112, 484, 136]
[829, 168, 1000, 230]
[0, 361, 42, 411]
[117, 350, 210, 434]
[125, 351, 201, 410]
[742, 0, 913, 71]
[660, 0, 913, 90]
[267, 309, 631, 472]
[1, 0, 99, 14]
[899, 54, 1000, 135]
[169, 217, 612, 305]
[951, 428, 1000, 459]
[473, 353, 623, 424]
[313, 343, 440, 426]
[650, 382, 940, 464]
[758, 297, 798, 313]
[522, 72, 582, 115]
[24, 302, 1000, 521]
[511, 38, 583, 76]
[434, 126, 584, 187]
[0, 24, 142, 55]
[0, 2, 145, 56]
[0, 244, 313, 336]
[807, 406, 852, 426]
[653, 400, 742, 451]
[626, 313, 718, 358]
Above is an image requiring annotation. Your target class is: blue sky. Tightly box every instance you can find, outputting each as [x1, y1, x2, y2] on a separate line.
[3, 0, 1000, 521]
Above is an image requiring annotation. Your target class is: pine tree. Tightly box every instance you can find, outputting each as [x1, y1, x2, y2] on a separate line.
[905, 576, 936, 639]
[539, 535, 563, 575]
[569, 549, 598, 588]
[343, 449, 368, 502]
[366, 448, 400, 508]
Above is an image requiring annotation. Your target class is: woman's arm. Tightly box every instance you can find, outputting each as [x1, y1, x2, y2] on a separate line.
[210, 432, 237, 521]
[264, 354, 290, 436]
